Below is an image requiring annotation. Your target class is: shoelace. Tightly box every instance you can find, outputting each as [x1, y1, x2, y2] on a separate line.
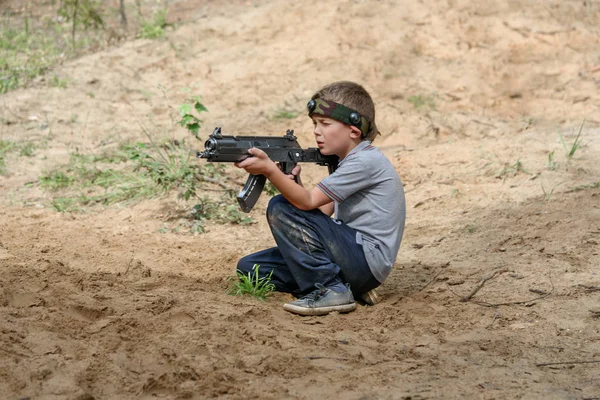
[302, 283, 328, 302]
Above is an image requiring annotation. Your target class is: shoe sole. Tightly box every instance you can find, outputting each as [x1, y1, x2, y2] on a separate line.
[283, 302, 356, 316]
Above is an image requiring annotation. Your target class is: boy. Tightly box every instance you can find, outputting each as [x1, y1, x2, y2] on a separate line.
[235, 81, 406, 316]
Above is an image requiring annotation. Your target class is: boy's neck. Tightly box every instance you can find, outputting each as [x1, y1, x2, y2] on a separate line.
[338, 139, 366, 159]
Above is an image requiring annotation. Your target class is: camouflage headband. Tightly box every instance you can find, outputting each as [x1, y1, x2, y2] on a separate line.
[307, 98, 370, 137]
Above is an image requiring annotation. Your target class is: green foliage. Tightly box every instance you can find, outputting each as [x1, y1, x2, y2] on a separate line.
[187, 196, 253, 232]
[230, 264, 276, 301]
[0, 139, 40, 174]
[558, 120, 586, 160]
[0, 24, 61, 94]
[570, 182, 600, 192]
[0, 0, 105, 94]
[178, 96, 208, 139]
[264, 182, 279, 196]
[272, 108, 300, 120]
[546, 150, 558, 171]
[33, 94, 252, 231]
[138, 9, 168, 39]
[57, 0, 104, 30]
[50, 196, 78, 212]
[541, 182, 563, 202]
[40, 171, 74, 190]
[50, 74, 68, 88]
[129, 136, 203, 201]
[464, 224, 477, 234]
[496, 159, 527, 182]
[0, 140, 12, 175]
[408, 94, 437, 110]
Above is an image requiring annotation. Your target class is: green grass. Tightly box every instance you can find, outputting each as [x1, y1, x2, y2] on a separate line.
[36, 133, 253, 232]
[0, 18, 72, 94]
[570, 182, 600, 192]
[0, 1, 169, 95]
[272, 108, 301, 120]
[464, 224, 477, 234]
[408, 94, 437, 110]
[558, 120, 586, 160]
[496, 159, 527, 182]
[138, 9, 168, 39]
[230, 264, 276, 301]
[546, 150, 558, 171]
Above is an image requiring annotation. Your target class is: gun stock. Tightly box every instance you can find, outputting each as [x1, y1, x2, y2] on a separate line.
[197, 127, 338, 212]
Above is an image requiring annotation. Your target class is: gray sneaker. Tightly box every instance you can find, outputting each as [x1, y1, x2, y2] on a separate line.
[283, 283, 356, 316]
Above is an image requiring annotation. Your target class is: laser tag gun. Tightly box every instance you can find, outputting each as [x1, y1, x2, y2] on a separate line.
[197, 127, 338, 212]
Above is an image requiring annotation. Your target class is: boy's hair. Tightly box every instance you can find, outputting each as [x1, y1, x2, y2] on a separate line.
[310, 81, 380, 142]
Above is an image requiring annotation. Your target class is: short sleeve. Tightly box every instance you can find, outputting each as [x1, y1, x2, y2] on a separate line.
[317, 156, 372, 203]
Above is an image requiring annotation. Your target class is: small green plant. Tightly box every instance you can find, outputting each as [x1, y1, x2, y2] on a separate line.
[50, 74, 67, 88]
[230, 264, 276, 300]
[570, 182, 600, 192]
[496, 159, 527, 182]
[464, 224, 477, 234]
[408, 94, 437, 110]
[220, 204, 254, 226]
[264, 182, 279, 196]
[57, 0, 104, 47]
[178, 96, 208, 139]
[541, 182, 564, 202]
[129, 133, 203, 201]
[40, 170, 74, 190]
[546, 150, 558, 171]
[558, 120, 586, 160]
[50, 196, 77, 212]
[272, 108, 300, 120]
[138, 8, 168, 39]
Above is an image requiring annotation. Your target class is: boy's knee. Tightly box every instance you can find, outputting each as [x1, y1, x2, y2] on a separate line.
[236, 256, 255, 274]
[266, 194, 292, 221]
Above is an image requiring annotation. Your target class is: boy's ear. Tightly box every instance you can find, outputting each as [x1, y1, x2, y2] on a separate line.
[349, 125, 362, 139]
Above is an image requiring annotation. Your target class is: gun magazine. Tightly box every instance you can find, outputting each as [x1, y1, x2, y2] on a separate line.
[237, 174, 267, 213]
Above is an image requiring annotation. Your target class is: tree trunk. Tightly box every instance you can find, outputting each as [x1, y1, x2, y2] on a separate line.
[119, 0, 127, 29]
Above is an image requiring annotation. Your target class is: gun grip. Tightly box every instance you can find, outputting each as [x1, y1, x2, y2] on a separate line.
[237, 174, 267, 213]
[280, 162, 299, 183]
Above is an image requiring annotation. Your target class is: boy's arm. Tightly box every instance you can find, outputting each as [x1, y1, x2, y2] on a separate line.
[319, 202, 334, 216]
[235, 148, 333, 211]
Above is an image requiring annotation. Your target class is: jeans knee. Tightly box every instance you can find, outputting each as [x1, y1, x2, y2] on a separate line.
[236, 255, 255, 274]
[266, 194, 292, 223]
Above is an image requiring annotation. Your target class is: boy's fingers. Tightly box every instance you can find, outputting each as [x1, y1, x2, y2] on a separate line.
[248, 147, 267, 159]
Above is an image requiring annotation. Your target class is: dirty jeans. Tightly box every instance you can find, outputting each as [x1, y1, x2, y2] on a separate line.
[237, 195, 380, 297]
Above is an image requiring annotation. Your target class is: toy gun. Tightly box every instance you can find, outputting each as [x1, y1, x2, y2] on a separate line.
[197, 127, 338, 212]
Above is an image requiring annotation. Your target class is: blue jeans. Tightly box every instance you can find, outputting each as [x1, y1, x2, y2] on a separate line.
[237, 195, 380, 297]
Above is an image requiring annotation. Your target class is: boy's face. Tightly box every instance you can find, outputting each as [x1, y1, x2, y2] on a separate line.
[311, 115, 362, 158]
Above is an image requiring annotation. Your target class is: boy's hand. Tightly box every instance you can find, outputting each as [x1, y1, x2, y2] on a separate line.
[234, 148, 278, 177]
[286, 164, 303, 186]
[287, 164, 301, 180]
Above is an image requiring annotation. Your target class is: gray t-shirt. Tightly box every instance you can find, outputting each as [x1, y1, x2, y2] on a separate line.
[317, 141, 406, 283]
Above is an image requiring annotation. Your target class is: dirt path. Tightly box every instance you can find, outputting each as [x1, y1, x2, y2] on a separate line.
[1, 0, 599, 398]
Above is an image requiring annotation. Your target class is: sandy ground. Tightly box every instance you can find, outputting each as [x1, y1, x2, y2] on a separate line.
[1, 0, 600, 398]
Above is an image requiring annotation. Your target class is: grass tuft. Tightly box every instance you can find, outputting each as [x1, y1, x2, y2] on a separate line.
[558, 119, 586, 160]
[230, 264, 276, 301]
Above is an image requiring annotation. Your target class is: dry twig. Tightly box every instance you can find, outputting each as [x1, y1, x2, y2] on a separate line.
[536, 360, 600, 367]
[459, 267, 509, 302]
